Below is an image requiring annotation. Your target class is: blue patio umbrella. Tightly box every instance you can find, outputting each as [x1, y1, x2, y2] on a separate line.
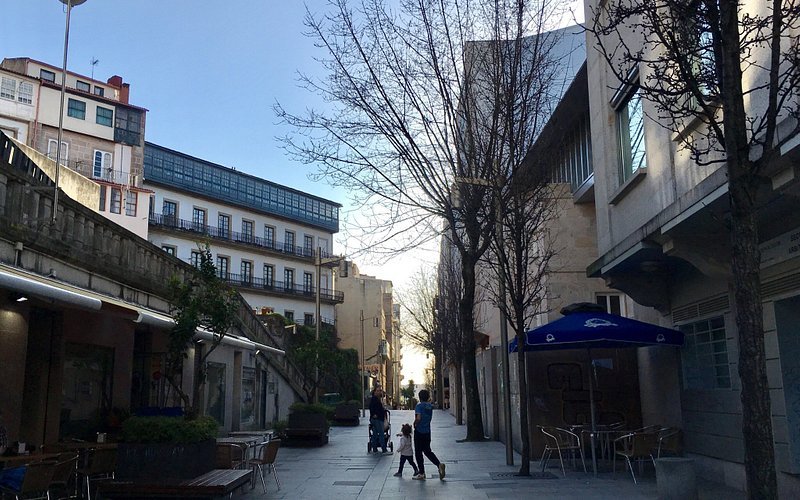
[509, 303, 683, 475]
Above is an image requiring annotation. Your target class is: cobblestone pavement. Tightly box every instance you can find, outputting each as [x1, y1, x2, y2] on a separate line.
[237, 409, 744, 499]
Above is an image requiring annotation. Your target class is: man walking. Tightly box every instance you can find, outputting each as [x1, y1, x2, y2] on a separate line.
[369, 387, 388, 453]
[412, 389, 445, 480]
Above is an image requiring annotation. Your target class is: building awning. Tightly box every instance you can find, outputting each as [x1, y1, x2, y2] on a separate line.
[0, 264, 284, 355]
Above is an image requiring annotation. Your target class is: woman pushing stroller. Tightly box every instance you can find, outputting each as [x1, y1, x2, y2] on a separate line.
[369, 386, 388, 453]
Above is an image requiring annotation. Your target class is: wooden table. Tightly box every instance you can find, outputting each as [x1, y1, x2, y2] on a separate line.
[96, 469, 253, 499]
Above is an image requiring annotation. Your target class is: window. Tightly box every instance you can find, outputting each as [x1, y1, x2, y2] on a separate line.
[93, 150, 112, 178]
[96, 106, 113, 127]
[93, 86, 104, 97]
[264, 225, 275, 248]
[218, 214, 230, 238]
[161, 200, 178, 218]
[217, 256, 229, 279]
[47, 139, 68, 166]
[17, 82, 32, 105]
[284, 311, 294, 323]
[110, 188, 122, 214]
[76, 80, 90, 92]
[190, 250, 202, 268]
[284, 269, 294, 291]
[98, 185, 106, 211]
[192, 207, 206, 230]
[285, 231, 295, 253]
[303, 272, 313, 294]
[205, 362, 226, 425]
[241, 220, 254, 242]
[40, 69, 56, 82]
[681, 316, 731, 390]
[67, 98, 86, 119]
[263, 264, 274, 288]
[241, 261, 253, 284]
[304, 313, 314, 326]
[161, 245, 176, 256]
[304, 235, 314, 256]
[1, 77, 16, 100]
[115, 107, 142, 145]
[596, 294, 624, 316]
[615, 72, 646, 183]
[125, 191, 137, 216]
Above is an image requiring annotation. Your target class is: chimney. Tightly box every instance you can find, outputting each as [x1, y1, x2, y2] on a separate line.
[106, 75, 130, 104]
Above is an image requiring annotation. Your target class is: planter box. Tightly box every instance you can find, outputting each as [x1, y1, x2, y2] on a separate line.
[284, 412, 330, 446]
[116, 439, 216, 484]
[333, 403, 360, 426]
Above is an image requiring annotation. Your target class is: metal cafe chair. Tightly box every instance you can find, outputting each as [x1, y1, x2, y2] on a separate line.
[538, 426, 587, 476]
[612, 431, 658, 484]
[249, 439, 281, 492]
[0, 460, 56, 500]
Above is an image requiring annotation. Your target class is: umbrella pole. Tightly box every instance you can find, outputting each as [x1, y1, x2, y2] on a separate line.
[588, 353, 598, 477]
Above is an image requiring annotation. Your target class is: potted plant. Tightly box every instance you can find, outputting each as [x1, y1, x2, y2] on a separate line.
[116, 415, 218, 483]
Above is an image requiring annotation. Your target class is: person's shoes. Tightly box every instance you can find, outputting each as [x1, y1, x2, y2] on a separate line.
[412, 473, 426, 480]
[393, 472, 402, 477]
[438, 463, 446, 479]
[382, 448, 388, 453]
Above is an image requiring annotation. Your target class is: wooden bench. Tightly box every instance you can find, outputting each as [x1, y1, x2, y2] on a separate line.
[96, 469, 252, 499]
[284, 412, 329, 446]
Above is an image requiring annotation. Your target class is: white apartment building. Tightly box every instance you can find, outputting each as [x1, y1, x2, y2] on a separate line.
[0, 57, 151, 238]
[143, 142, 343, 326]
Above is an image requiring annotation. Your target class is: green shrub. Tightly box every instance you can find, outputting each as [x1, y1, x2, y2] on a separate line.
[122, 416, 218, 444]
[289, 402, 335, 420]
[273, 419, 288, 439]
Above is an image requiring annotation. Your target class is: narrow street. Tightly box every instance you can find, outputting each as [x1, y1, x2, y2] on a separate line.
[237, 410, 743, 499]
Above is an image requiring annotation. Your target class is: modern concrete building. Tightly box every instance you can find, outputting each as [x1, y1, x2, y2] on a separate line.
[0, 57, 151, 238]
[583, 0, 800, 494]
[143, 142, 344, 328]
[335, 261, 400, 407]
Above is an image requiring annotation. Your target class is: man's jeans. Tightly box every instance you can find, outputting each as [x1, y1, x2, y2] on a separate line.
[370, 417, 386, 451]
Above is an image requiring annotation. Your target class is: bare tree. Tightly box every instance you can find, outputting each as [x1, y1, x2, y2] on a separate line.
[277, 0, 569, 441]
[588, 1, 800, 496]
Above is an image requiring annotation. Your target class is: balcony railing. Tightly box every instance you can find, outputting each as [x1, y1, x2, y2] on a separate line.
[44, 153, 138, 186]
[219, 272, 344, 303]
[150, 213, 340, 262]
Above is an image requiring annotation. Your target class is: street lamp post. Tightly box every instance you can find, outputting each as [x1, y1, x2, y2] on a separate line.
[454, 175, 514, 466]
[314, 248, 343, 404]
[54, 0, 88, 223]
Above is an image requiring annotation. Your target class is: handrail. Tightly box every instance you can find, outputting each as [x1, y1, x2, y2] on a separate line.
[150, 213, 342, 263]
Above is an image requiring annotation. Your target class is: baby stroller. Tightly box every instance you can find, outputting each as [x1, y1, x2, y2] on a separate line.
[367, 410, 394, 453]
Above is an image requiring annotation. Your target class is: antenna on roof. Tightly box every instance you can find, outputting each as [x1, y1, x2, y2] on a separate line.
[90, 57, 99, 80]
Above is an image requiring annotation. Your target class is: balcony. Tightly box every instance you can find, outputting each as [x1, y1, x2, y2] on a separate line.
[44, 153, 138, 187]
[219, 272, 344, 304]
[149, 213, 341, 264]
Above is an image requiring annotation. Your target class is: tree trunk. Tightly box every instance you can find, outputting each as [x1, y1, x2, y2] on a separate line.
[455, 362, 464, 425]
[730, 175, 777, 499]
[460, 258, 486, 440]
[517, 330, 530, 475]
[718, 1, 777, 495]
[435, 344, 445, 410]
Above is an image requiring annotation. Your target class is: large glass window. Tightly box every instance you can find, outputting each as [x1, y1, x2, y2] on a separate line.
[1, 77, 16, 100]
[110, 188, 122, 214]
[285, 231, 295, 253]
[264, 225, 275, 248]
[218, 214, 230, 238]
[303, 272, 313, 294]
[190, 250, 202, 268]
[241, 367, 256, 426]
[681, 316, 731, 390]
[217, 256, 229, 279]
[76, 80, 90, 92]
[596, 293, 624, 316]
[40, 69, 55, 82]
[192, 207, 206, 230]
[125, 191, 137, 216]
[163, 200, 177, 218]
[115, 107, 142, 145]
[17, 82, 33, 105]
[263, 264, 274, 288]
[60, 343, 114, 440]
[93, 150, 112, 178]
[304, 235, 314, 257]
[98, 185, 106, 211]
[241, 220, 254, 242]
[205, 362, 226, 425]
[47, 139, 68, 166]
[617, 87, 646, 183]
[284, 269, 294, 291]
[67, 98, 86, 119]
[241, 261, 252, 284]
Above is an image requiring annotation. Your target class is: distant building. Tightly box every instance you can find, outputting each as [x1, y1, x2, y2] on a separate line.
[335, 262, 400, 407]
[143, 142, 344, 326]
[0, 57, 151, 238]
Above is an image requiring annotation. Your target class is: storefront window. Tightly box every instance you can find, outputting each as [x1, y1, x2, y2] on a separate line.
[206, 362, 226, 425]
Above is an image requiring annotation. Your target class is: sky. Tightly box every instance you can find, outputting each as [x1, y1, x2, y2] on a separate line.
[1, 0, 439, 382]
